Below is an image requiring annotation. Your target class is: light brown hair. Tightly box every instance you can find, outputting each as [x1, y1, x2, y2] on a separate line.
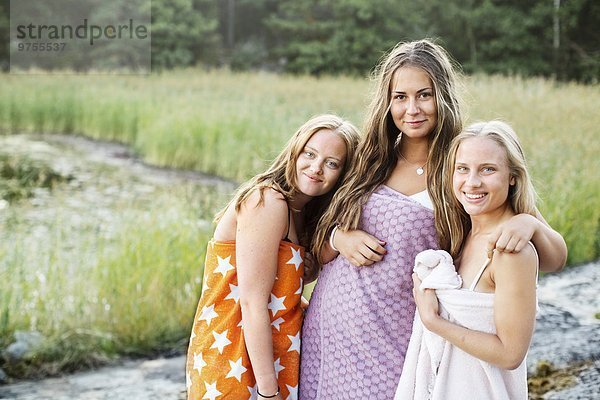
[215, 114, 360, 278]
[313, 39, 463, 264]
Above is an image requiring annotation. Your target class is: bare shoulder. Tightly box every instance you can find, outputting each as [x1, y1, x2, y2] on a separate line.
[240, 187, 288, 219]
[492, 245, 538, 280]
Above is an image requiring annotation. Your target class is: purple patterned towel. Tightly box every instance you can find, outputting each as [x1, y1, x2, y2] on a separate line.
[300, 185, 439, 399]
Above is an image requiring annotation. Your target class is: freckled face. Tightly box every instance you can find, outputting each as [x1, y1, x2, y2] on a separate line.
[295, 129, 347, 198]
[390, 66, 438, 139]
[453, 137, 515, 218]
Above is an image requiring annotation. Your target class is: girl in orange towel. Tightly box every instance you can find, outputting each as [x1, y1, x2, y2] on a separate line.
[186, 114, 359, 400]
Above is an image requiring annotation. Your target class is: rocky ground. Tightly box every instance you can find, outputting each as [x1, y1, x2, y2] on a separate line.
[1, 260, 598, 400]
[527, 260, 600, 399]
[0, 134, 598, 399]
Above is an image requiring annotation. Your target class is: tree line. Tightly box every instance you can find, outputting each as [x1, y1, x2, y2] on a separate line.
[1, 0, 598, 82]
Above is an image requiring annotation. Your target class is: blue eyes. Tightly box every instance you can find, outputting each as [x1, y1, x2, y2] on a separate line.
[302, 151, 339, 169]
[455, 166, 495, 173]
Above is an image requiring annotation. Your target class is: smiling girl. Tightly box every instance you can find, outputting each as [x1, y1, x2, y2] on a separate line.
[185, 114, 359, 400]
[396, 121, 545, 399]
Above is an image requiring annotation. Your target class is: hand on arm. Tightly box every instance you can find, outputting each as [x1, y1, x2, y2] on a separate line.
[487, 211, 567, 272]
[415, 250, 538, 370]
[332, 228, 386, 267]
[236, 189, 286, 399]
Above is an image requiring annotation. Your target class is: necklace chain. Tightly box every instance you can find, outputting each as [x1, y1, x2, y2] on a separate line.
[399, 153, 426, 176]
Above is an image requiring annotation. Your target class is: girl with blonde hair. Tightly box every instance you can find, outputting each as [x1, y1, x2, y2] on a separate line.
[396, 120, 543, 399]
[186, 114, 359, 399]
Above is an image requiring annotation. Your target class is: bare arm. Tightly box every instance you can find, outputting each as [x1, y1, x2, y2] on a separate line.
[236, 189, 285, 399]
[415, 249, 538, 369]
[487, 210, 567, 272]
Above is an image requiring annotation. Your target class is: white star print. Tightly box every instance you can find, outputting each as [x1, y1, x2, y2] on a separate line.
[286, 247, 303, 271]
[225, 357, 247, 382]
[186, 370, 192, 391]
[214, 255, 234, 277]
[224, 283, 239, 303]
[210, 329, 232, 354]
[247, 384, 258, 399]
[271, 317, 284, 331]
[286, 384, 298, 400]
[193, 352, 207, 375]
[273, 358, 285, 378]
[203, 381, 222, 400]
[294, 278, 303, 295]
[198, 303, 219, 327]
[287, 332, 301, 353]
[268, 293, 286, 317]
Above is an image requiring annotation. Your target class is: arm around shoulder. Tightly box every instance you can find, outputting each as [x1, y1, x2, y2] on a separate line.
[531, 210, 567, 273]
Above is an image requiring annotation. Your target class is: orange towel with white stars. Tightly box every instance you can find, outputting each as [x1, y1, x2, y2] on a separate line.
[186, 239, 304, 400]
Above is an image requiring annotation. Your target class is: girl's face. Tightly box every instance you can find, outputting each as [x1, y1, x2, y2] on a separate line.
[295, 129, 347, 198]
[390, 66, 438, 140]
[452, 137, 515, 218]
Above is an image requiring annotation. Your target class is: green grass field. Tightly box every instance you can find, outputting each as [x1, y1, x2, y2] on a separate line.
[0, 70, 598, 377]
[1, 70, 597, 263]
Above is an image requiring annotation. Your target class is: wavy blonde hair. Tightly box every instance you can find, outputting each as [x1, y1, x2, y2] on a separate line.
[313, 39, 463, 264]
[440, 120, 538, 258]
[215, 114, 360, 279]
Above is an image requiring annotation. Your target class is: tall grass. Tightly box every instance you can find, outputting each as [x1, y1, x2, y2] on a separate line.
[465, 75, 600, 265]
[1, 70, 597, 264]
[0, 71, 368, 180]
[0, 185, 221, 377]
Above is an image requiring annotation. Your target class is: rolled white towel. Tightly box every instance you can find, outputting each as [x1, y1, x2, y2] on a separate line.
[414, 249, 462, 291]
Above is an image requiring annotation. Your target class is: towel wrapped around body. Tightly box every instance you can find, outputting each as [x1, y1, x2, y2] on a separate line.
[395, 249, 530, 400]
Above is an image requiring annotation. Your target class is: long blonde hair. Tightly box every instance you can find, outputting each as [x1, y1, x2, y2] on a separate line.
[215, 114, 360, 277]
[313, 39, 463, 263]
[440, 120, 538, 258]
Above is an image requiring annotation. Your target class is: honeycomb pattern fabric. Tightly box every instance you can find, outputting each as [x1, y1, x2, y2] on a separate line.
[300, 185, 438, 399]
[187, 239, 305, 400]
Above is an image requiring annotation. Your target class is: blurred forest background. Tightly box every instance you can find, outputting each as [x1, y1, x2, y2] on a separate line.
[0, 0, 598, 81]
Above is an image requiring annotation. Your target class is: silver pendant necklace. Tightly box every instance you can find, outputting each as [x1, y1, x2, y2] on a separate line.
[399, 153, 426, 175]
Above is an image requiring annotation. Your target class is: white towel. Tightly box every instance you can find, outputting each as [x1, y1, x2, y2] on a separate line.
[395, 250, 528, 400]
[413, 249, 462, 290]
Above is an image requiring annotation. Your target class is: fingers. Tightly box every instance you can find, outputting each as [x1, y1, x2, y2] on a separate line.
[494, 234, 528, 254]
[349, 250, 375, 267]
[412, 272, 420, 285]
[491, 214, 536, 255]
[512, 239, 528, 253]
[338, 230, 387, 267]
[366, 238, 387, 256]
[349, 243, 386, 267]
[487, 228, 500, 256]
